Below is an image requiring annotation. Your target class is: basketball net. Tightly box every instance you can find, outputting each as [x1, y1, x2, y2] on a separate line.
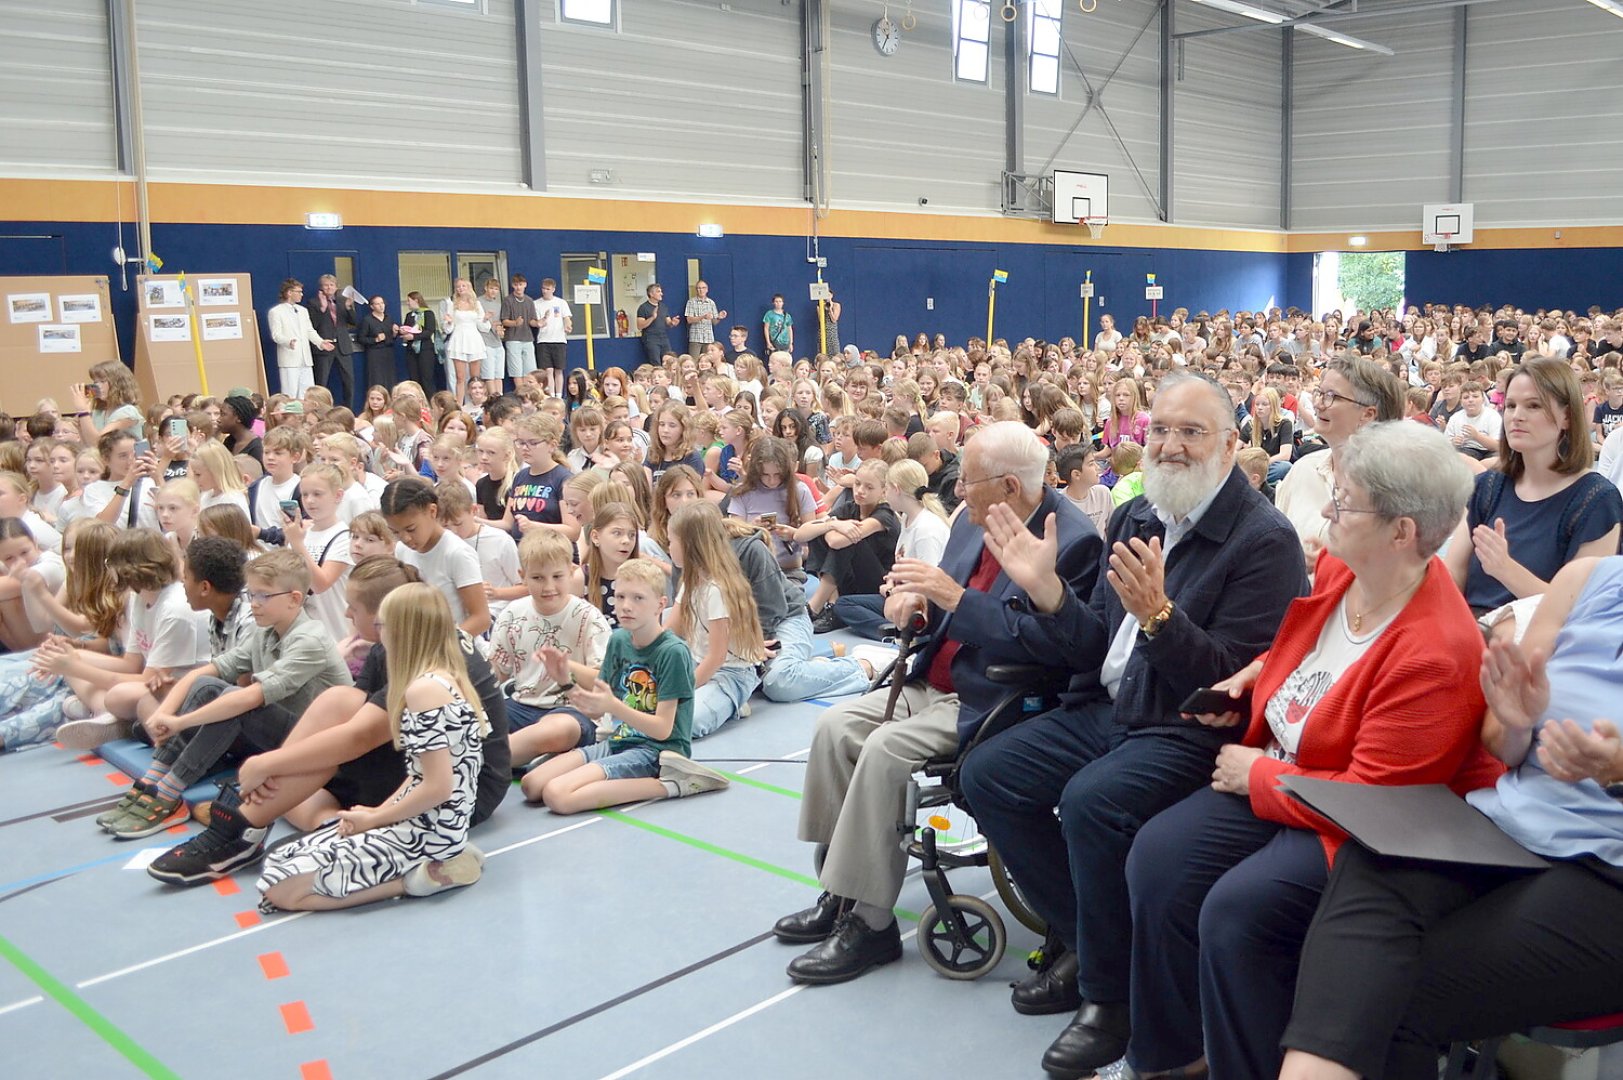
[1434, 233, 1454, 253]
[1083, 217, 1107, 240]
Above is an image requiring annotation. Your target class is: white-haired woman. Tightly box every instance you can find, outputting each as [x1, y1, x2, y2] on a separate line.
[1122, 421, 1505, 1079]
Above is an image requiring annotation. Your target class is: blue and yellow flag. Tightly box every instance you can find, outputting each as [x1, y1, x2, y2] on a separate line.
[992, 269, 1008, 284]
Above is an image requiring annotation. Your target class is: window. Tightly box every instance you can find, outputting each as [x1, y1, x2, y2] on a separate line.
[560, 0, 614, 28]
[1028, 0, 1062, 95]
[397, 251, 452, 315]
[560, 253, 610, 341]
[952, 0, 991, 83]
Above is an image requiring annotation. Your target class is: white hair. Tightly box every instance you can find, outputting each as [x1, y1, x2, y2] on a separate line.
[1338, 421, 1473, 557]
[970, 420, 1048, 495]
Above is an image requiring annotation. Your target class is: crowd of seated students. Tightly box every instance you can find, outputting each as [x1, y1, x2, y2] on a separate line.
[0, 300, 1621, 1076]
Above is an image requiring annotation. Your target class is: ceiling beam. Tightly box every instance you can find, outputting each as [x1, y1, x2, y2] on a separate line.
[1172, 0, 1519, 42]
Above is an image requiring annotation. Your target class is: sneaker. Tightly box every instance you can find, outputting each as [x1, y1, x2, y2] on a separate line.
[55, 713, 130, 751]
[658, 752, 731, 798]
[810, 608, 844, 634]
[61, 697, 95, 723]
[147, 822, 268, 886]
[97, 781, 153, 831]
[108, 791, 189, 840]
[404, 846, 485, 897]
[850, 643, 901, 671]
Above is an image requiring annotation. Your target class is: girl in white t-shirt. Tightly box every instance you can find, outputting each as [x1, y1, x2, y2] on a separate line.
[435, 480, 521, 624]
[667, 501, 766, 740]
[192, 443, 252, 517]
[318, 433, 381, 524]
[380, 477, 490, 637]
[0, 517, 67, 650]
[155, 478, 201, 563]
[283, 463, 353, 644]
[25, 439, 67, 526]
[885, 459, 950, 567]
[0, 471, 61, 556]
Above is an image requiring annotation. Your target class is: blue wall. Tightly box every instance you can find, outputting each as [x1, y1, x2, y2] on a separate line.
[1404, 246, 1623, 314]
[0, 218, 1296, 386]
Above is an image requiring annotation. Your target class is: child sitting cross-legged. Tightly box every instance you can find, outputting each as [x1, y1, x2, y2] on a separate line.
[97, 548, 353, 841]
[254, 582, 489, 911]
[490, 530, 613, 768]
[519, 558, 729, 813]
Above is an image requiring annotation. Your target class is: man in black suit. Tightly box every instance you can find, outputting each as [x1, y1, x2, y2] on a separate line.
[307, 274, 357, 410]
[958, 373, 1308, 1080]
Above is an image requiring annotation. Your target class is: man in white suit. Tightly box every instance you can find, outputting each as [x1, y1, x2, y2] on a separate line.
[267, 278, 332, 395]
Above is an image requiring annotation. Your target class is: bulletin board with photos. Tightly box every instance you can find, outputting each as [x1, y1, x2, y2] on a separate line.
[133, 273, 267, 404]
[0, 276, 120, 416]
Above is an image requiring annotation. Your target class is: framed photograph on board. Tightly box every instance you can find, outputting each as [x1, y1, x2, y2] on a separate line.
[201, 312, 243, 341]
[196, 278, 239, 307]
[38, 325, 81, 353]
[144, 280, 185, 309]
[58, 294, 102, 323]
[7, 294, 51, 323]
[149, 313, 191, 342]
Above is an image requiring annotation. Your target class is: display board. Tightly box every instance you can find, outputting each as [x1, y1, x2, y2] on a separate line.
[133, 273, 268, 403]
[0, 276, 120, 416]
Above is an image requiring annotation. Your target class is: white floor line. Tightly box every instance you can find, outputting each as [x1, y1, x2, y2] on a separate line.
[592, 890, 995, 1079]
[733, 763, 772, 777]
[482, 815, 602, 858]
[0, 995, 42, 1017]
[779, 747, 811, 759]
[76, 912, 309, 988]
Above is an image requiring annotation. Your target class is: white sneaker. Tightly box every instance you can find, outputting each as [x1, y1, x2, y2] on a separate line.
[61, 697, 95, 722]
[657, 752, 731, 798]
[403, 846, 484, 897]
[55, 713, 130, 751]
[850, 644, 901, 671]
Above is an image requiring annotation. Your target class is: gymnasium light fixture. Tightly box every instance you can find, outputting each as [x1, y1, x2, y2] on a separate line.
[697, 224, 724, 238]
[1348, 236, 1368, 247]
[304, 212, 342, 230]
[1186, 0, 1395, 56]
[1582, 0, 1623, 18]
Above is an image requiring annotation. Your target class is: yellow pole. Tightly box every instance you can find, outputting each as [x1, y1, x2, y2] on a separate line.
[179, 273, 209, 395]
[986, 280, 996, 346]
[1083, 270, 1092, 352]
[816, 270, 828, 357]
[585, 301, 595, 372]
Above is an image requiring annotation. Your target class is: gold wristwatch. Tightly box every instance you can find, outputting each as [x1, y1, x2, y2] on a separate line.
[1139, 599, 1175, 638]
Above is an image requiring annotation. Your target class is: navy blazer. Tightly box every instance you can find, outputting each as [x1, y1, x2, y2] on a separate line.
[1043, 465, 1308, 747]
[906, 485, 1104, 744]
[306, 296, 356, 356]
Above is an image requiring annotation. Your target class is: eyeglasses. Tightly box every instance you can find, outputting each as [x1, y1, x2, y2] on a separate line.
[1146, 424, 1214, 444]
[513, 439, 542, 449]
[1312, 388, 1375, 409]
[955, 472, 1011, 492]
[246, 590, 296, 605]
[1328, 487, 1383, 523]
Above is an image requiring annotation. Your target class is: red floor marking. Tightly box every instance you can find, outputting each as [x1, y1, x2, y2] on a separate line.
[280, 1001, 314, 1035]
[257, 952, 290, 980]
[76, 753, 99, 765]
[212, 877, 241, 897]
[233, 909, 261, 929]
[166, 823, 188, 835]
[299, 1061, 332, 1080]
[105, 772, 128, 786]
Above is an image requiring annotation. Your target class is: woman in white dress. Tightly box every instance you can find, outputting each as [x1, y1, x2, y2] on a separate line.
[443, 281, 490, 405]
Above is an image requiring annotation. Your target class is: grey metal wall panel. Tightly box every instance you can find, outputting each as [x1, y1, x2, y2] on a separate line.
[134, 0, 523, 187]
[1023, 0, 1162, 223]
[824, 0, 1007, 213]
[1172, 6, 1281, 229]
[1462, 0, 1623, 225]
[540, 0, 803, 203]
[0, 0, 116, 174]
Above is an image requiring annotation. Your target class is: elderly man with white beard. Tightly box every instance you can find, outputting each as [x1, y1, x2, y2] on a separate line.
[958, 373, 1309, 1080]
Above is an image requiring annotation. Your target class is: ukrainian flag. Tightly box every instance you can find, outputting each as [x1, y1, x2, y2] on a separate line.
[992, 269, 1008, 283]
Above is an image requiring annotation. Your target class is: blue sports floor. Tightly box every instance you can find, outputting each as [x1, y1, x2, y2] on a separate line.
[0, 627, 1056, 1080]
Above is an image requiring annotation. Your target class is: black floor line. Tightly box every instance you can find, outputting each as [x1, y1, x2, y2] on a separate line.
[427, 930, 777, 1079]
[0, 878, 57, 906]
[0, 793, 122, 829]
[51, 800, 126, 824]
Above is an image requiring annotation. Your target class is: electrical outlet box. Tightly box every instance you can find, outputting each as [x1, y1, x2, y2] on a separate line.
[926, 298, 934, 310]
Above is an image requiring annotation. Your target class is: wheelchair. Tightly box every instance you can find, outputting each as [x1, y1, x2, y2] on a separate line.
[861, 615, 1072, 979]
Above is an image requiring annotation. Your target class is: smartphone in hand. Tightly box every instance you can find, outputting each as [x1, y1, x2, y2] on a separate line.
[1179, 687, 1252, 718]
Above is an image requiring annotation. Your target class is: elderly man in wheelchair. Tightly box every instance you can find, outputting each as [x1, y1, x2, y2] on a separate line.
[772, 421, 1104, 986]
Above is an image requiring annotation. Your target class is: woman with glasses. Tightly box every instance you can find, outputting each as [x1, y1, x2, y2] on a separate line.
[1120, 421, 1504, 1080]
[1444, 358, 1622, 617]
[1273, 357, 1405, 579]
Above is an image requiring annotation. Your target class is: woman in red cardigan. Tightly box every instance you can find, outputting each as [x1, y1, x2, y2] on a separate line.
[1117, 421, 1504, 1080]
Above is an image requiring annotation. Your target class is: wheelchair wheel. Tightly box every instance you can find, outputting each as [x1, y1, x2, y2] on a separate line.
[917, 895, 1007, 981]
[989, 846, 1046, 936]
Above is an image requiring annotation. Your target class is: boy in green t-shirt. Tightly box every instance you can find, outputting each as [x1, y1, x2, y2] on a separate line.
[519, 558, 729, 813]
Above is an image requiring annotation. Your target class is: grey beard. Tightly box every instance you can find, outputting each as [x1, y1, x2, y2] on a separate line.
[1142, 451, 1226, 521]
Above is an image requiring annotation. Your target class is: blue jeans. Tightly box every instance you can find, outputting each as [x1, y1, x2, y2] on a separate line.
[762, 610, 870, 703]
[831, 595, 891, 641]
[957, 700, 1218, 1003]
[1267, 460, 1292, 484]
[690, 663, 761, 740]
[579, 741, 661, 780]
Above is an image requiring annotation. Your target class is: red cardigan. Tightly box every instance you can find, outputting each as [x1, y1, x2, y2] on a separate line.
[1243, 554, 1505, 863]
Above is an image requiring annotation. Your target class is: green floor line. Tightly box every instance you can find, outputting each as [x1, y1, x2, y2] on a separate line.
[716, 771, 803, 800]
[596, 809, 921, 923]
[0, 931, 180, 1080]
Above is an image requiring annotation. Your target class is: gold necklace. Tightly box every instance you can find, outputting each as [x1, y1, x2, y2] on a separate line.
[1350, 571, 1427, 633]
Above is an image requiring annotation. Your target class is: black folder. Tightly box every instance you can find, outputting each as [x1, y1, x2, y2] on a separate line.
[1277, 776, 1550, 870]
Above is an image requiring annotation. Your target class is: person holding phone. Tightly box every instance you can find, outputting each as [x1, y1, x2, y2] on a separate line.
[66, 360, 144, 445]
[1115, 421, 1504, 1080]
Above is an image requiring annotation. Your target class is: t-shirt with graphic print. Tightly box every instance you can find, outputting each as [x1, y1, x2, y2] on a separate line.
[488, 595, 612, 708]
[1262, 595, 1395, 763]
[598, 628, 695, 758]
[505, 463, 572, 535]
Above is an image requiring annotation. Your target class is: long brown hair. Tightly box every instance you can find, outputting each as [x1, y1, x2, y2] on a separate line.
[585, 501, 641, 617]
[1497, 358, 1594, 482]
[651, 464, 703, 549]
[669, 502, 764, 663]
[64, 519, 122, 637]
[732, 436, 809, 527]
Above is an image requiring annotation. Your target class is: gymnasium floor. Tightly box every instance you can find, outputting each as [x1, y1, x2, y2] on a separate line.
[0, 625, 1054, 1080]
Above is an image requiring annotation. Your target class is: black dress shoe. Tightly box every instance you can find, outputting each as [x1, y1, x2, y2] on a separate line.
[1012, 948, 1081, 1016]
[773, 892, 846, 944]
[1041, 1001, 1131, 1079]
[785, 912, 903, 985]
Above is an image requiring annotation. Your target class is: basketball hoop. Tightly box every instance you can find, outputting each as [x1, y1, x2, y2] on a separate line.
[1434, 233, 1455, 253]
[1082, 216, 1108, 240]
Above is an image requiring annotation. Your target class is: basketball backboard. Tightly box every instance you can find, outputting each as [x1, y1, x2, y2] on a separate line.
[1053, 170, 1110, 225]
[1421, 203, 1474, 245]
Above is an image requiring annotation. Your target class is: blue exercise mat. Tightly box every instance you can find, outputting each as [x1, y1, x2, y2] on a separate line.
[95, 739, 235, 805]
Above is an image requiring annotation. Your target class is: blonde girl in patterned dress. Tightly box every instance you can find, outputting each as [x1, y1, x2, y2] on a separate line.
[256, 583, 487, 911]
